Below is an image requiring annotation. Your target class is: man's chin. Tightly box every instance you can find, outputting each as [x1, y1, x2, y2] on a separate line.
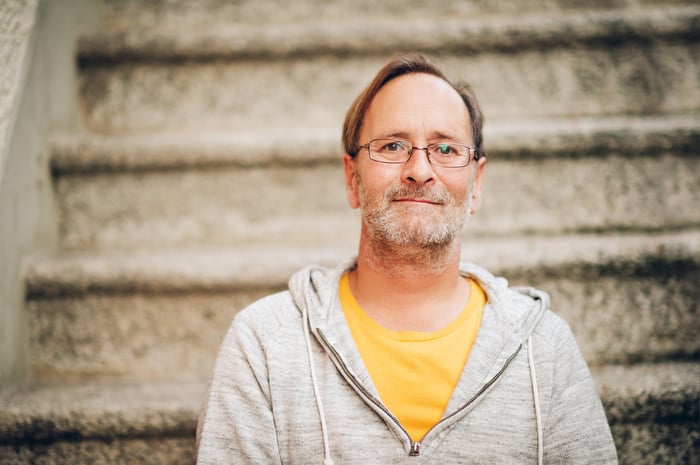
[375, 223, 456, 249]
[363, 205, 466, 248]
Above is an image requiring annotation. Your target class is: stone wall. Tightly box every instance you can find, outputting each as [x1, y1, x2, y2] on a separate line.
[0, 0, 99, 392]
[0, 0, 41, 393]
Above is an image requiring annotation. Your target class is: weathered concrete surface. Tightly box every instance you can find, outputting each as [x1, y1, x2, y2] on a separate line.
[23, 232, 700, 379]
[78, 41, 700, 133]
[54, 151, 700, 251]
[596, 362, 700, 465]
[0, 379, 203, 441]
[0, 437, 195, 465]
[50, 114, 700, 173]
[29, 290, 272, 380]
[83, 5, 699, 60]
[1, 362, 696, 464]
[521, 260, 700, 365]
[0, 379, 200, 465]
[56, 163, 356, 250]
[0, 0, 41, 393]
[0, 0, 37, 175]
[26, 262, 699, 379]
[95, 0, 694, 32]
[0, 0, 100, 393]
[611, 423, 699, 465]
[25, 232, 700, 298]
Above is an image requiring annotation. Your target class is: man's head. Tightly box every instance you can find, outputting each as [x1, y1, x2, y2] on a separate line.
[343, 53, 484, 161]
[342, 53, 487, 253]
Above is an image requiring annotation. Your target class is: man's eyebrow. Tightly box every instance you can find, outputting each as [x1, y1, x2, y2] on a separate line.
[379, 131, 459, 141]
[430, 132, 459, 141]
[380, 131, 411, 140]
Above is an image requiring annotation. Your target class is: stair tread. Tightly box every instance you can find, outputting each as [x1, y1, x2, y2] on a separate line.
[1, 361, 696, 443]
[0, 378, 204, 443]
[96, 0, 692, 31]
[24, 230, 700, 298]
[594, 361, 700, 424]
[79, 5, 700, 62]
[50, 113, 700, 174]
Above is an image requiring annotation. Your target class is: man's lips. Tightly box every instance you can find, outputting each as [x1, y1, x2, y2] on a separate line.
[393, 198, 442, 205]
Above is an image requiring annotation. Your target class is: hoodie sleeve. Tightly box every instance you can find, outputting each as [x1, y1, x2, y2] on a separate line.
[541, 317, 618, 464]
[196, 312, 282, 465]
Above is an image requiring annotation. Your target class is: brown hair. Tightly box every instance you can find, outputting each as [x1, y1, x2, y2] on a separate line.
[342, 53, 484, 159]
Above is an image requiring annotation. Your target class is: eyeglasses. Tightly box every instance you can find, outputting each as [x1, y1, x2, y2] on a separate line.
[358, 138, 478, 168]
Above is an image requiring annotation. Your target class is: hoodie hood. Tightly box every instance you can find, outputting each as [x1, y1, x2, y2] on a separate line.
[289, 258, 549, 464]
[289, 258, 549, 401]
[289, 258, 548, 346]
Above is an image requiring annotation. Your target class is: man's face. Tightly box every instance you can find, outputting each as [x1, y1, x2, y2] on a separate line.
[343, 73, 486, 249]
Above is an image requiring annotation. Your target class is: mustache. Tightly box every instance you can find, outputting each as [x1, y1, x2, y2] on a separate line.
[384, 185, 452, 204]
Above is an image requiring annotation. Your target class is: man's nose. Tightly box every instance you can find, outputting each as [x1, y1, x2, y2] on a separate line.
[401, 147, 435, 184]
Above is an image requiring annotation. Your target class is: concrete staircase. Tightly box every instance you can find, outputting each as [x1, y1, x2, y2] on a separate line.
[2, 0, 699, 463]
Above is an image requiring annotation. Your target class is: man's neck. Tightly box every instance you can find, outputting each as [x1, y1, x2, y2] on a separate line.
[349, 235, 469, 332]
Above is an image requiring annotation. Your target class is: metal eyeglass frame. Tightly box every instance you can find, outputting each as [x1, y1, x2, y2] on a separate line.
[357, 138, 480, 168]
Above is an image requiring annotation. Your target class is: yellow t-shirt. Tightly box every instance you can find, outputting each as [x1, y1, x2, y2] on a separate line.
[339, 274, 486, 442]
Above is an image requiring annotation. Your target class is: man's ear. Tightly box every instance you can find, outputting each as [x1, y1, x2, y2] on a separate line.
[343, 153, 360, 209]
[469, 156, 486, 215]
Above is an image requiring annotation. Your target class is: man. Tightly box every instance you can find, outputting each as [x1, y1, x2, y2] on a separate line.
[196, 53, 617, 464]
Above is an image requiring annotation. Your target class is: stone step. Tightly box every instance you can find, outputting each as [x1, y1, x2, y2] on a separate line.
[51, 114, 700, 252]
[51, 113, 700, 173]
[0, 378, 202, 465]
[24, 231, 700, 380]
[95, 0, 693, 32]
[82, 4, 700, 62]
[1, 361, 697, 464]
[77, 6, 700, 133]
[597, 361, 700, 465]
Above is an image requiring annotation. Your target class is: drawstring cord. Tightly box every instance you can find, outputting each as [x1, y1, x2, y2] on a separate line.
[302, 305, 335, 465]
[528, 336, 543, 465]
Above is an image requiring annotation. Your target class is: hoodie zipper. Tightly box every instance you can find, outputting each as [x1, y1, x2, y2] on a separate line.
[421, 343, 523, 440]
[409, 442, 421, 456]
[317, 329, 522, 457]
[317, 330, 420, 452]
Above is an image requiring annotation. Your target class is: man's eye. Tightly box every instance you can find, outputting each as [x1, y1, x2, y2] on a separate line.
[436, 144, 453, 155]
[385, 142, 403, 152]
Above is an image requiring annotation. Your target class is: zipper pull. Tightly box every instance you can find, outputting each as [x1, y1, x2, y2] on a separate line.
[409, 441, 421, 456]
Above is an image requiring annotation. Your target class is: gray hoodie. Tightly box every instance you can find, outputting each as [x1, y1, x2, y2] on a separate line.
[197, 260, 617, 464]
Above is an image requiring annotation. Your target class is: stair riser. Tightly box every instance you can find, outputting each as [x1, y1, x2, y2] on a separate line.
[79, 44, 700, 133]
[56, 164, 357, 250]
[29, 264, 699, 380]
[0, 416, 693, 465]
[55, 154, 700, 251]
[98, 0, 691, 28]
[522, 270, 700, 365]
[29, 289, 274, 380]
[611, 423, 699, 465]
[0, 437, 194, 465]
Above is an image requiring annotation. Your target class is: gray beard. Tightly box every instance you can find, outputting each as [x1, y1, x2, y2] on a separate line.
[358, 181, 473, 251]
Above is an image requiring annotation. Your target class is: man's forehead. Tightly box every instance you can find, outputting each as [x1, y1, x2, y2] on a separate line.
[378, 72, 459, 97]
[362, 73, 472, 140]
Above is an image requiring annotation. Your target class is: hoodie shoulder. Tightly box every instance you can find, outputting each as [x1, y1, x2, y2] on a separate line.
[232, 260, 352, 337]
[233, 290, 300, 338]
